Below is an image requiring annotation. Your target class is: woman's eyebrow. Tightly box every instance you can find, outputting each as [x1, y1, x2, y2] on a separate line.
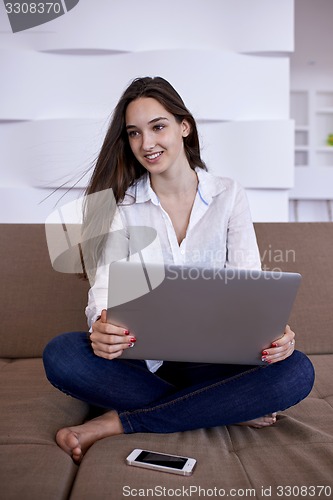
[148, 117, 169, 124]
[126, 117, 169, 130]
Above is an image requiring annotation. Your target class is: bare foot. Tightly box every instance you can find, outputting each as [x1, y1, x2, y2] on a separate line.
[236, 412, 277, 429]
[56, 410, 124, 464]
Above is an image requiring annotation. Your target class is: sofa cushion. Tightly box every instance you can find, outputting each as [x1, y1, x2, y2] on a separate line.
[255, 223, 333, 355]
[0, 224, 89, 358]
[70, 429, 255, 499]
[70, 431, 333, 500]
[0, 444, 78, 500]
[0, 357, 90, 499]
[68, 354, 333, 499]
[0, 358, 89, 445]
[0, 353, 331, 498]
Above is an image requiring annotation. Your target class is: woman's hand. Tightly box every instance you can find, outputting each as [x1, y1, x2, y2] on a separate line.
[261, 324, 295, 364]
[89, 309, 136, 360]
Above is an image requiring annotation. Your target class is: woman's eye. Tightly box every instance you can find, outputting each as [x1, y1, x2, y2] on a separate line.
[153, 124, 165, 131]
[128, 130, 139, 138]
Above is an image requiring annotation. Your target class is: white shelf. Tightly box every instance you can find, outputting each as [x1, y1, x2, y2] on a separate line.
[316, 108, 333, 114]
[295, 151, 308, 167]
[291, 89, 333, 191]
[290, 90, 309, 127]
[295, 129, 308, 147]
[316, 91, 333, 108]
[316, 153, 333, 167]
[316, 147, 333, 153]
[290, 167, 333, 198]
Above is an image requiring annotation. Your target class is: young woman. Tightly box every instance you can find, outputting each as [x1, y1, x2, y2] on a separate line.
[43, 77, 315, 464]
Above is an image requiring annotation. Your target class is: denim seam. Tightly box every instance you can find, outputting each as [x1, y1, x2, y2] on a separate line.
[119, 364, 262, 420]
[120, 413, 135, 433]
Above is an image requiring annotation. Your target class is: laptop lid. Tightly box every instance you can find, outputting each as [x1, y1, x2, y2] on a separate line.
[107, 262, 301, 365]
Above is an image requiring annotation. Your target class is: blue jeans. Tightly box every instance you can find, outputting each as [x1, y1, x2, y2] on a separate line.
[43, 332, 315, 434]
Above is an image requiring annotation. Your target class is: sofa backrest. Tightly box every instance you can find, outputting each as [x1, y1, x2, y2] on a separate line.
[0, 224, 89, 358]
[1, 223, 332, 358]
[255, 222, 333, 355]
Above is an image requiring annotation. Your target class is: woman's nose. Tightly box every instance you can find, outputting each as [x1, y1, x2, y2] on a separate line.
[142, 132, 155, 151]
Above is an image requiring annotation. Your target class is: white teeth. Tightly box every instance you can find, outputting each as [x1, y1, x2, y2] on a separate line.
[146, 152, 162, 160]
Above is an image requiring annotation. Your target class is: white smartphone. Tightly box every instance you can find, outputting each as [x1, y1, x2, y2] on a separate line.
[126, 448, 197, 476]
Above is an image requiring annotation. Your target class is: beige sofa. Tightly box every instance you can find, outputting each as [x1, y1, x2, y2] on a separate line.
[1, 223, 333, 500]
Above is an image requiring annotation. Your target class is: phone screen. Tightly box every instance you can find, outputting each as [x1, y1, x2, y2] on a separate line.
[135, 451, 187, 470]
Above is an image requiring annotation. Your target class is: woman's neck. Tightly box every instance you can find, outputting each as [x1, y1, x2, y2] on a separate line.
[150, 165, 198, 200]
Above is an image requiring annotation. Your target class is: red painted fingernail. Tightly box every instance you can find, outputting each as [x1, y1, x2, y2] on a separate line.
[272, 343, 278, 348]
[124, 330, 130, 335]
[261, 356, 267, 362]
[130, 337, 136, 343]
[262, 350, 268, 356]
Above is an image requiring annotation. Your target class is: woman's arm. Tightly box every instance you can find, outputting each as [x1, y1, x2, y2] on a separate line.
[225, 182, 261, 270]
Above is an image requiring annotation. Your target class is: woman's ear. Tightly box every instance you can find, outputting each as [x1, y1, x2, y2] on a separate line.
[182, 119, 191, 138]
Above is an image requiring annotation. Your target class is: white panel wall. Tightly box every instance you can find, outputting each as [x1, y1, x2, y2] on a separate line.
[247, 190, 290, 222]
[2, 118, 295, 190]
[1, 50, 290, 121]
[0, 119, 105, 187]
[0, 0, 294, 222]
[199, 121, 294, 188]
[0, 0, 294, 53]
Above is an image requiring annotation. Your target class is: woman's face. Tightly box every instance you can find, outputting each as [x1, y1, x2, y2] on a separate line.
[125, 97, 190, 176]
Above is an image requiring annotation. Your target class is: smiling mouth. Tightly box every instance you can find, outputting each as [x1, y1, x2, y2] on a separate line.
[145, 151, 163, 160]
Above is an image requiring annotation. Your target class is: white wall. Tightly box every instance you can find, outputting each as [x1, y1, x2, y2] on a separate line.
[0, 0, 294, 223]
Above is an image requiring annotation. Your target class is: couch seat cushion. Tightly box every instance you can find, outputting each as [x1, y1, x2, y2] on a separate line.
[0, 358, 89, 445]
[69, 354, 333, 498]
[0, 444, 78, 500]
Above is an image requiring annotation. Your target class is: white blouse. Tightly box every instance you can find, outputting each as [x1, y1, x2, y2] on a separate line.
[85, 167, 261, 372]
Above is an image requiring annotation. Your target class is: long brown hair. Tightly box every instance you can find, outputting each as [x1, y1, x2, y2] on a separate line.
[81, 77, 207, 279]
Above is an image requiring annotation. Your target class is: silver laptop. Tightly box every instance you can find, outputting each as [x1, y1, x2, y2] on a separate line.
[107, 262, 301, 365]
